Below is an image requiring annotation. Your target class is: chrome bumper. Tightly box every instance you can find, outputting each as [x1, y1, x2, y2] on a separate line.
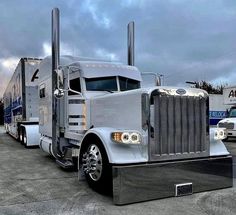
[112, 156, 233, 205]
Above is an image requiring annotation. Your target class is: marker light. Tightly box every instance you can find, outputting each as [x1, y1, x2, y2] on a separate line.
[111, 131, 141, 144]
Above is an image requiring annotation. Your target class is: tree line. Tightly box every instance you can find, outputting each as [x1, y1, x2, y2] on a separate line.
[187, 80, 227, 94]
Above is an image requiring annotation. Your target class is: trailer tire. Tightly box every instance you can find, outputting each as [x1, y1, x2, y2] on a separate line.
[5, 125, 9, 134]
[81, 140, 112, 195]
[21, 127, 28, 147]
[19, 127, 24, 144]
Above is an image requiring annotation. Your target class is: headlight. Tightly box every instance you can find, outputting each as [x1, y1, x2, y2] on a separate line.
[214, 128, 227, 140]
[111, 131, 141, 144]
[121, 132, 130, 144]
[130, 133, 140, 144]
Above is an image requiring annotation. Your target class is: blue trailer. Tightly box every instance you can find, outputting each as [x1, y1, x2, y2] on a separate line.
[3, 58, 41, 146]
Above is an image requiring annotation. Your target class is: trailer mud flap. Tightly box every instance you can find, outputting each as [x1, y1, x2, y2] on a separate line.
[112, 156, 233, 205]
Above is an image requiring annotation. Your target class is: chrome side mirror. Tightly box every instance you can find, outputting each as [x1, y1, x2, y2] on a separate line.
[54, 88, 64, 98]
[141, 72, 163, 87]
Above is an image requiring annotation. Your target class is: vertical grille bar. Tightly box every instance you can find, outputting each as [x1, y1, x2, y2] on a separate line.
[158, 96, 162, 155]
[188, 97, 195, 152]
[173, 97, 177, 154]
[161, 96, 168, 154]
[181, 97, 188, 153]
[195, 97, 201, 152]
[186, 96, 190, 153]
[166, 96, 169, 154]
[168, 96, 175, 154]
[175, 97, 182, 153]
[193, 97, 196, 152]
[200, 97, 206, 151]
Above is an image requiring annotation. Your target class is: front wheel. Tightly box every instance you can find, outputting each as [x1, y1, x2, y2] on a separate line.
[81, 141, 112, 194]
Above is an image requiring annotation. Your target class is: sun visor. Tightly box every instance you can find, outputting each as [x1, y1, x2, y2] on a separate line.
[78, 62, 142, 81]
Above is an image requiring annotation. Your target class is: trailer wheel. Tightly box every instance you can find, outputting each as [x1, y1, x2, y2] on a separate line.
[19, 127, 24, 143]
[21, 127, 27, 146]
[5, 125, 9, 134]
[81, 141, 112, 194]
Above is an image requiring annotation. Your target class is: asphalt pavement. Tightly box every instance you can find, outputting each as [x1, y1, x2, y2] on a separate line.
[0, 126, 235, 215]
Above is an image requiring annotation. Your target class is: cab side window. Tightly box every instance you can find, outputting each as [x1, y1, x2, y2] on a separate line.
[68, 78, 81, 95]
[39, 84, 46, 98]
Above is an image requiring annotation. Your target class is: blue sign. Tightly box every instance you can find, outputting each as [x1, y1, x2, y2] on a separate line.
[209, 111, 226, 119]
[209, 111, 227, 125]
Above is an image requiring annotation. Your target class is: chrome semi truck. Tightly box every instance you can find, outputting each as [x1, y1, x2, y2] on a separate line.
[5, 8, 233, 205]
[3, 58, 41, 146]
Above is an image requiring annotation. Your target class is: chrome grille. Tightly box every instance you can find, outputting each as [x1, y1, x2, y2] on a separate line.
[150, 94, 209, 161]
[218, 122, 234, 129]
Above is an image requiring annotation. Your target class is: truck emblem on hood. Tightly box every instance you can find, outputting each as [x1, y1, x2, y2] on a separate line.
[176, 89, 186, 95]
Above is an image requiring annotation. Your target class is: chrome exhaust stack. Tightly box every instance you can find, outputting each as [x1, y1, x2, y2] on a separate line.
[51, 7, 62, 158]
[127, 21, 135, 66]
[52, 8, 60, 80]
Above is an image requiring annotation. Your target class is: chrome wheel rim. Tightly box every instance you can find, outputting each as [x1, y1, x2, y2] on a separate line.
[82, 144, 103, 181]
[19, 132, 23, 142]
[23, 131, 27, 144]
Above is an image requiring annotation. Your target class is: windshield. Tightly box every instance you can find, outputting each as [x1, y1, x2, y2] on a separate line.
[85, 76, 140, 92]
[119, 76, 140, 91]
[85, 76, 117, 91]
[229, 108, 236, 117]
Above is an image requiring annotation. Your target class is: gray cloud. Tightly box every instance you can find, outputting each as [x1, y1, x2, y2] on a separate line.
[1, 0, 236, 97]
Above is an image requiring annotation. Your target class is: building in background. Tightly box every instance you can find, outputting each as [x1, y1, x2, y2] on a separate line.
[209, 94, 229, 126]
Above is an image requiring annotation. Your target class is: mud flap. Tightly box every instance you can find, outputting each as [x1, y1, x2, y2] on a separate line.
[112, 156, 233, 205]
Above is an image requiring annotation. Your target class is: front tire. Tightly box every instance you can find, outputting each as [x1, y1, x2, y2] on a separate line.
[81, 140, 112, 194]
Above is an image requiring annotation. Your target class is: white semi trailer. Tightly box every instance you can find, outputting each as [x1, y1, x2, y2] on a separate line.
[217, 86, 236, 138]
[3, 58, 42, 146]
[209, 94, 228, 126]
[5, 8, 233, 205]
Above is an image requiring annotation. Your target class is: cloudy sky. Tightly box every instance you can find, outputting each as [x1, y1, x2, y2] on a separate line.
[1, 0, 236, 97]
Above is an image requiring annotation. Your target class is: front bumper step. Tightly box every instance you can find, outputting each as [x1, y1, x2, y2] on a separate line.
[112, 156, 233, 205]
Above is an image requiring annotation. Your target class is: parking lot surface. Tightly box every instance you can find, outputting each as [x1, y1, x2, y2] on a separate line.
[0, 126, 235, 215]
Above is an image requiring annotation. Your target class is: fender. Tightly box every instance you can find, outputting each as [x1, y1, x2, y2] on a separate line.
[80, 127, 148, 164]
[20, 124, 40, 146]
[209, 127, 230, 156]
